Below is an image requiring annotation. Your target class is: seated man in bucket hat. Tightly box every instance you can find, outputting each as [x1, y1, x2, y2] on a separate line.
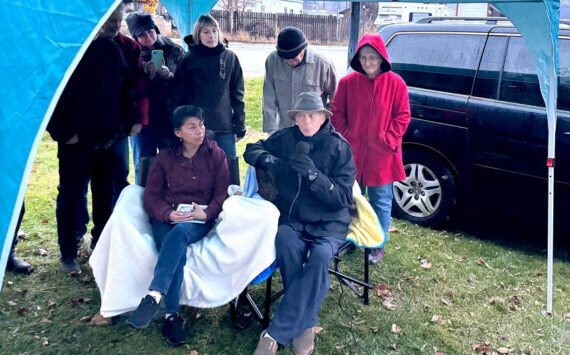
[244, 92, 356, 355]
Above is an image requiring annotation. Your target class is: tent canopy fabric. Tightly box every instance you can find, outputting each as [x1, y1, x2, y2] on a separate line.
[0, 0, 560, 295]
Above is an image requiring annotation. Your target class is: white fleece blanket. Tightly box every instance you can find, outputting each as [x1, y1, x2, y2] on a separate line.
[89, 184, 279, 317]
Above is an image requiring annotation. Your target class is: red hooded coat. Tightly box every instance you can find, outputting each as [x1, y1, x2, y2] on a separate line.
[331, 34, 410, 186]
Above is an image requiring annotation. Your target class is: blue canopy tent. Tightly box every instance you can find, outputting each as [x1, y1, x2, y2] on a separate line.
[0, 0, 560, 313]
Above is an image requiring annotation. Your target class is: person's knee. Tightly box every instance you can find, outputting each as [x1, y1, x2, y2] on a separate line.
[275, 225, 297, 250]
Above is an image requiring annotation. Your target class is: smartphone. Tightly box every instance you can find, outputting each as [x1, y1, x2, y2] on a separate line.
[151, 49, 164, 68]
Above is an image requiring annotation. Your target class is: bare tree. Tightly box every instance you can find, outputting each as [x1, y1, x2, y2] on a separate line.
[217, 0, 259, 12]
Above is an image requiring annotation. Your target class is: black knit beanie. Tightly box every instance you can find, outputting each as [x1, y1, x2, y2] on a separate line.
[276, 27, 307, 59]
[126, 13, 160, 38]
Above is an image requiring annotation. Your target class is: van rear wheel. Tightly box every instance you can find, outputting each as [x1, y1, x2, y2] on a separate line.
[392, 151, 457, 226]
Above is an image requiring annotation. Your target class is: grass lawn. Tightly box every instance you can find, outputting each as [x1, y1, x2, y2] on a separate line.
[1, 78, 569, 354]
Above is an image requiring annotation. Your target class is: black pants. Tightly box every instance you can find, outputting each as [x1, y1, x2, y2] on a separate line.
[56, 142, 117, 257]
[112, 137, 129, 208]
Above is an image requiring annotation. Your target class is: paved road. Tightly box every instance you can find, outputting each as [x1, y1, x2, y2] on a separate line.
[172, 39, 350, 78]
[230, 42, 349, 78]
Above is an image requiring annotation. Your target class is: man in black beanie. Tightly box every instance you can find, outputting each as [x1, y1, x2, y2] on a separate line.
[262, 27, 337, 135]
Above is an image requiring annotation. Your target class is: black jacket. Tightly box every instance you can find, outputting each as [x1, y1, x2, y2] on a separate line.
[244, 120, 356, 240]
[141, 36, 184, 132]
[172, 42, 246, 137]
[47, 37, 137, 146]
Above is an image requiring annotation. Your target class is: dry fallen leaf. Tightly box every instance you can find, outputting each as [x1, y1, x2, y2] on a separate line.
[439, 230, 448, 235]
[42, 337, 49, 346]
[41, 219, 49, 224]
[421, 260, 432, 269]
[458, 256, 466, 262]
[17, 308, 27, 316]
[476, 257, 484, 265]
[535, 270, 543, 276]
[335, 343, 346, 350]
[391, 323, 401, 334]
[434, 352, 448, 355]
[390, 343, 398, 351]
[314, 326, 324, 334]
[89, 312, 111, 326]
[441, 299, 450, 306]
[34, 248, 49, 256]
[431, 314, 440, 323]
[395, 245, 401, 251]
[564, 312, 570, 322]
[383, 298, 397, 310]
[47, 300, 56, 307]
[375, 284, 392, 299]
[80, 315, 91, 322]
[189, 351, 198, 355]
[7, 300, 17, 306]
[372, 326, 379, 333]
[388, 226, 400, 233]
[510, 296, 521, 305]
[497, 347, 512, 354]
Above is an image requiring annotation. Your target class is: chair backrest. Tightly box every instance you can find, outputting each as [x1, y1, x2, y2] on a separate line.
[137, 155, 240, 187]
[138, 156, 155, 187]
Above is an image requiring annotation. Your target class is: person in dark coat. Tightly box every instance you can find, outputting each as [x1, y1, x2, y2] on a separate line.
[244, 92, 356, 355]
[126, 12, 185, 162]
[126, 105, 230, 346]
[47, 33, 139, 275]
[99, 4, 148, 199]
[172, 14, 246, 158]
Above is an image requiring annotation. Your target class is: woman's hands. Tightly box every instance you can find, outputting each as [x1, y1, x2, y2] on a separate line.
[168, 202, 207, 223]
[143, 61, 173, 80]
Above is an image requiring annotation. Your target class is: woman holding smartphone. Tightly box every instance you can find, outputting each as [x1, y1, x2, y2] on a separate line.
[126, 105, 230, 345]
[126, 13, 185, 170]
[172, 14, 246, 158]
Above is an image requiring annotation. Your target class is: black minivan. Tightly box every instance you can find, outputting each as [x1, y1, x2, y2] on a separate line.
[379, 18, 570, 237]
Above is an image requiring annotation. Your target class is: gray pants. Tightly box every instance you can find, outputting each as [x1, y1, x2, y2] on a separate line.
[267, 225, 344, 345]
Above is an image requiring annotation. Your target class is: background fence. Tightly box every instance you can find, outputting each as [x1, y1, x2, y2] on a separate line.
[212, 10, 351, 44]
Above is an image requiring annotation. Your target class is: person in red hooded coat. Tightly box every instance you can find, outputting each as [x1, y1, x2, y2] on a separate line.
[331, 34, 411, 264]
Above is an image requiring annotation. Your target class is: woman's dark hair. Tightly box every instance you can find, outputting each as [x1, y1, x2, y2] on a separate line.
[171, 105, 205, 130]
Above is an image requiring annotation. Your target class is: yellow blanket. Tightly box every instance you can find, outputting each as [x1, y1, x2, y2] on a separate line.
[346, 183, 386, 248]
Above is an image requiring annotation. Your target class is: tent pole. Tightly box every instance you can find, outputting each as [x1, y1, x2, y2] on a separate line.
[348, 2, 361, 67]
[546, 66, 557, 315]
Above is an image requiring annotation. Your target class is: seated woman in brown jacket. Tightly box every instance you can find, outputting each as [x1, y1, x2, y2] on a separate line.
[125, 105, 230, 346]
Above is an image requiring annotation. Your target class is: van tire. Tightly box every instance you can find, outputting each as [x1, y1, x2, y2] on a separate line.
[392, 150, 457, 226]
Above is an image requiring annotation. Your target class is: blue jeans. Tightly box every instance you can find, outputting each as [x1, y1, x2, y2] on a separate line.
[365, 182, 393, 240]
[148, 220, 213, 314]
[213, 133, 236, 158]
[267, 225, 344, 345]
[129, 134, 141, 184]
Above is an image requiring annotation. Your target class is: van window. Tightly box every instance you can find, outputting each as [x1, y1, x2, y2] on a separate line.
[387, 33, 485, 95]
[472, 36, 508, 100]
[500, 37, 570, 110]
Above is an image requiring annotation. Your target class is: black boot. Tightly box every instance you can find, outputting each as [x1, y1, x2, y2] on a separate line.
[7, 236, 33, 274]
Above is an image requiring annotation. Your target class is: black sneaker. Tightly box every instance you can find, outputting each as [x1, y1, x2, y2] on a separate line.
[126, 295, 160, 329]
[163, 314, 187, 346]
[61, 256, 81, 275]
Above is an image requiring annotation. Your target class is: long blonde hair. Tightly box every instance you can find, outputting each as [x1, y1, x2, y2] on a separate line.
[193, 14, 224, 46]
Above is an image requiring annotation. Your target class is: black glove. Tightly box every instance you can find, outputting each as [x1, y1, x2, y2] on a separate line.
[289, 153, 319, 181]
[257, 153, 279, 172]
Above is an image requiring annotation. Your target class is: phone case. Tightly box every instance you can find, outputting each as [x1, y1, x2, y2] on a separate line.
[151, 50, 164, 68]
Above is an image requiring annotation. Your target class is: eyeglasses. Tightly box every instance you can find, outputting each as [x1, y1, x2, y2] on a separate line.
[359, 55, 381, 63]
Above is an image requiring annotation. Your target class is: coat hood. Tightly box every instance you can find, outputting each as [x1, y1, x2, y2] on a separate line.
[350, 34, 392, 75]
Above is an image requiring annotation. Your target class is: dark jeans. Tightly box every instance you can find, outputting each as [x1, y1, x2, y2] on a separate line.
[56, 142, 117, 258]
[149, 219, 213, 314]
[112, 137, 129, 208]
[139, 124, 172, 158]
[213, 133, 236, 158]
[267, 225, 344, 345]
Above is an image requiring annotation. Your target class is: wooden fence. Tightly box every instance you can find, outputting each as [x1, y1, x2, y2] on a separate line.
[211, 10, 350, 44]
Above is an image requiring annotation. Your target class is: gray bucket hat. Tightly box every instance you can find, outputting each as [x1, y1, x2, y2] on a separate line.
[287, 92, 333, 119]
